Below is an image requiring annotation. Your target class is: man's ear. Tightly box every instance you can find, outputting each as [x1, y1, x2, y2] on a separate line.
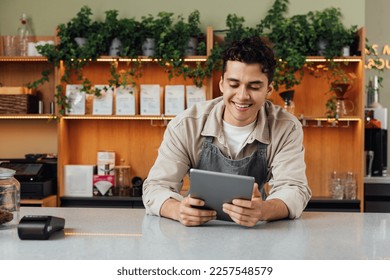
[266, 82, 274, 97]
[219, 76, 224, 94]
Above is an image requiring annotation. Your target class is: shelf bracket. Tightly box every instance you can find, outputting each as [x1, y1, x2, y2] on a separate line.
[150, 119, 168, 127]
[301, 118, 308, 127]
[327, 119, 339, 127]
[341, 120, 350, 128]
[313, 120, 323, 128]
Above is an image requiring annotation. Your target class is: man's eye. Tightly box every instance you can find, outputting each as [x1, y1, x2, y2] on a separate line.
[248, 86, 261, 91]
[229, 83, 239, 88]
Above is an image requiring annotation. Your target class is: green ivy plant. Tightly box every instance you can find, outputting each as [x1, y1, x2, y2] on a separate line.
[308, 7, 357, 58]
[151, 10, 210, 87]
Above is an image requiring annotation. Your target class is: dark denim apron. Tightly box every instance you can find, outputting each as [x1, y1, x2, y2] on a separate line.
[196, 136, 268, 200]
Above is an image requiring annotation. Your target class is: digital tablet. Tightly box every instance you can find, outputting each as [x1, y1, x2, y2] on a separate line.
[188, 169, 255, 222]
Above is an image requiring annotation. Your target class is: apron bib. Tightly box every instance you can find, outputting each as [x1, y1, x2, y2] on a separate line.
[196, 136, 268, 200]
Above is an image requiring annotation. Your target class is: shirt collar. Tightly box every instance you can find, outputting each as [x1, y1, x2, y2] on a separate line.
[201, 97, 271, 145]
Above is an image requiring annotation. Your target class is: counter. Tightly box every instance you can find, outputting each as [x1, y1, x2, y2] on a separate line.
[1, 207, 389, 260]
[364, 176, 390, 184]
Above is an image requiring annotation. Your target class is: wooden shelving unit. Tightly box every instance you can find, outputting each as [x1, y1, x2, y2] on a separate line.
[0, 36, 58, 163]
[56, 27, 214, 203]
[272, 29, 365, 211]
[1, 28, 366, 211]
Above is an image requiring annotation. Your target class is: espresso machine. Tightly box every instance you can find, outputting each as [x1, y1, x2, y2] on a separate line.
[365, 108, 388, 176]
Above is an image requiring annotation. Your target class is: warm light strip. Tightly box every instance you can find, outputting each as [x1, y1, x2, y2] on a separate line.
[1, 56, 359, 63]
[183, 58, 207, 62]
[64, 232, 142, 237]
[62, 115, 174, 121]
[96, 57, 207, 62]
[305, 58, 362, 62]
[0, 56, 48, 62]
[0, 115, 56, 120]
[311, 117, 361, 121]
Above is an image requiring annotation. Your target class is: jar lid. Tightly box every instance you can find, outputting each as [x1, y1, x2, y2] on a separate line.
[0, 167, 16, 179]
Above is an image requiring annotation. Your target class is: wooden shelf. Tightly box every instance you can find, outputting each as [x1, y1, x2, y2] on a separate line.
[0, 56, 48, 62]
[304, 56, 362, 62]
[299, 116, 361, 128]
[96, 56, 208, 62]
[0, 114, 57, 120]
[61, 115, 175, 120]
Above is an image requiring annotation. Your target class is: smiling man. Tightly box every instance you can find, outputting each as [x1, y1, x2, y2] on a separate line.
[143, 36, 311, 227]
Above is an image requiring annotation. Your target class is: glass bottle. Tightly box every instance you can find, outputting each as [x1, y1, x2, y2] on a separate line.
[344, 171, 357, 200]
[0, 168, 21, 227]
[17, 13, 32, 56]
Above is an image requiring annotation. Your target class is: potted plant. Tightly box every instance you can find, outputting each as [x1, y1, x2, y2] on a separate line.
[63, 6, 94, 47]
[100, 10, 141, 57]
[308, 7, 357, 58]
[150, 11, 210, 87]
[35, 6, 106, 114]
[254, 0, 360, 112]
[254, 0, 316, 92]
[101, 10, 123, 56]
[140, 12, 174, 56]
[184, 10, 204, 56]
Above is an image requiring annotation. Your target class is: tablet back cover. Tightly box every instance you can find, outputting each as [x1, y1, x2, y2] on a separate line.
[188, 169, 255, 221]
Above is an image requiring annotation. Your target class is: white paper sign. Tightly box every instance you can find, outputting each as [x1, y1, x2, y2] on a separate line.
[140, 84, 161, 115]
[165, 85, 185, 115]
[66, 84, 86, 115]
[186, 85, 206, 108]
[93, 85, 114, 115]
[115, 85, 136, 115]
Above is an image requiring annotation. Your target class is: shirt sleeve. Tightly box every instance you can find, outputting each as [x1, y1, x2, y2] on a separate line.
[266, 121, 312, 219]
[142, 121, 190, 216]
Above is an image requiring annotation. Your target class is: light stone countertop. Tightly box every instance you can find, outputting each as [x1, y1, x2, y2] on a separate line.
[0, 207, 389, 260]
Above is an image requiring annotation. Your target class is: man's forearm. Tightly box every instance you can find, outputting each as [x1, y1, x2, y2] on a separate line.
[262, 198, 289, 221]
[160, 198, 181, 221]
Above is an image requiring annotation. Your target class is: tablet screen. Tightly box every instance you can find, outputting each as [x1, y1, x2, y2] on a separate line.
[188, 169, 255, 221]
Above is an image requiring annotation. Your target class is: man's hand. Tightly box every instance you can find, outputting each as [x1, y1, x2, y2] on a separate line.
[222, 183, 289, 227]
[161, 196, 217, 226]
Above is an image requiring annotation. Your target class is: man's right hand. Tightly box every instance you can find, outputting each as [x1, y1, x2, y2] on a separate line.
[160, 197, 217, 226]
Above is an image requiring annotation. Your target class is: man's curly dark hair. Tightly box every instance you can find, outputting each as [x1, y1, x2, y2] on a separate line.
[221, 36, 277, 85]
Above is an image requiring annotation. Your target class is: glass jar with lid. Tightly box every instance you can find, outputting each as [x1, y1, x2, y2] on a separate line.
[114, 165, 131, 196]
[0, 167, 21, 227]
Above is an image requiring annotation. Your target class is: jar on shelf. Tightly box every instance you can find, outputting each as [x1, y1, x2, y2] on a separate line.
[114, 166, 131, 196]
[0, 167, 21, 227]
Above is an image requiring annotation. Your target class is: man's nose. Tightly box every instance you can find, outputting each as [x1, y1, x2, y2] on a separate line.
[236, 86, 250, 98]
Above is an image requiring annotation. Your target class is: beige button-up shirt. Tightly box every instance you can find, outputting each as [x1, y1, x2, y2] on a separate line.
[143, 97, 311, 218]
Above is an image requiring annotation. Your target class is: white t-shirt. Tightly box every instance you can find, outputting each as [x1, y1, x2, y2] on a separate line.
[222, 120, 256, 158]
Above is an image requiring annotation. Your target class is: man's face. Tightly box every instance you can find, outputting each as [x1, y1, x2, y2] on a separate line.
[219, 60, 273, 127]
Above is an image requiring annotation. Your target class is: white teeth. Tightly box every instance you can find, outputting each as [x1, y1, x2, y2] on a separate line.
[236, 104, 250, 108]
